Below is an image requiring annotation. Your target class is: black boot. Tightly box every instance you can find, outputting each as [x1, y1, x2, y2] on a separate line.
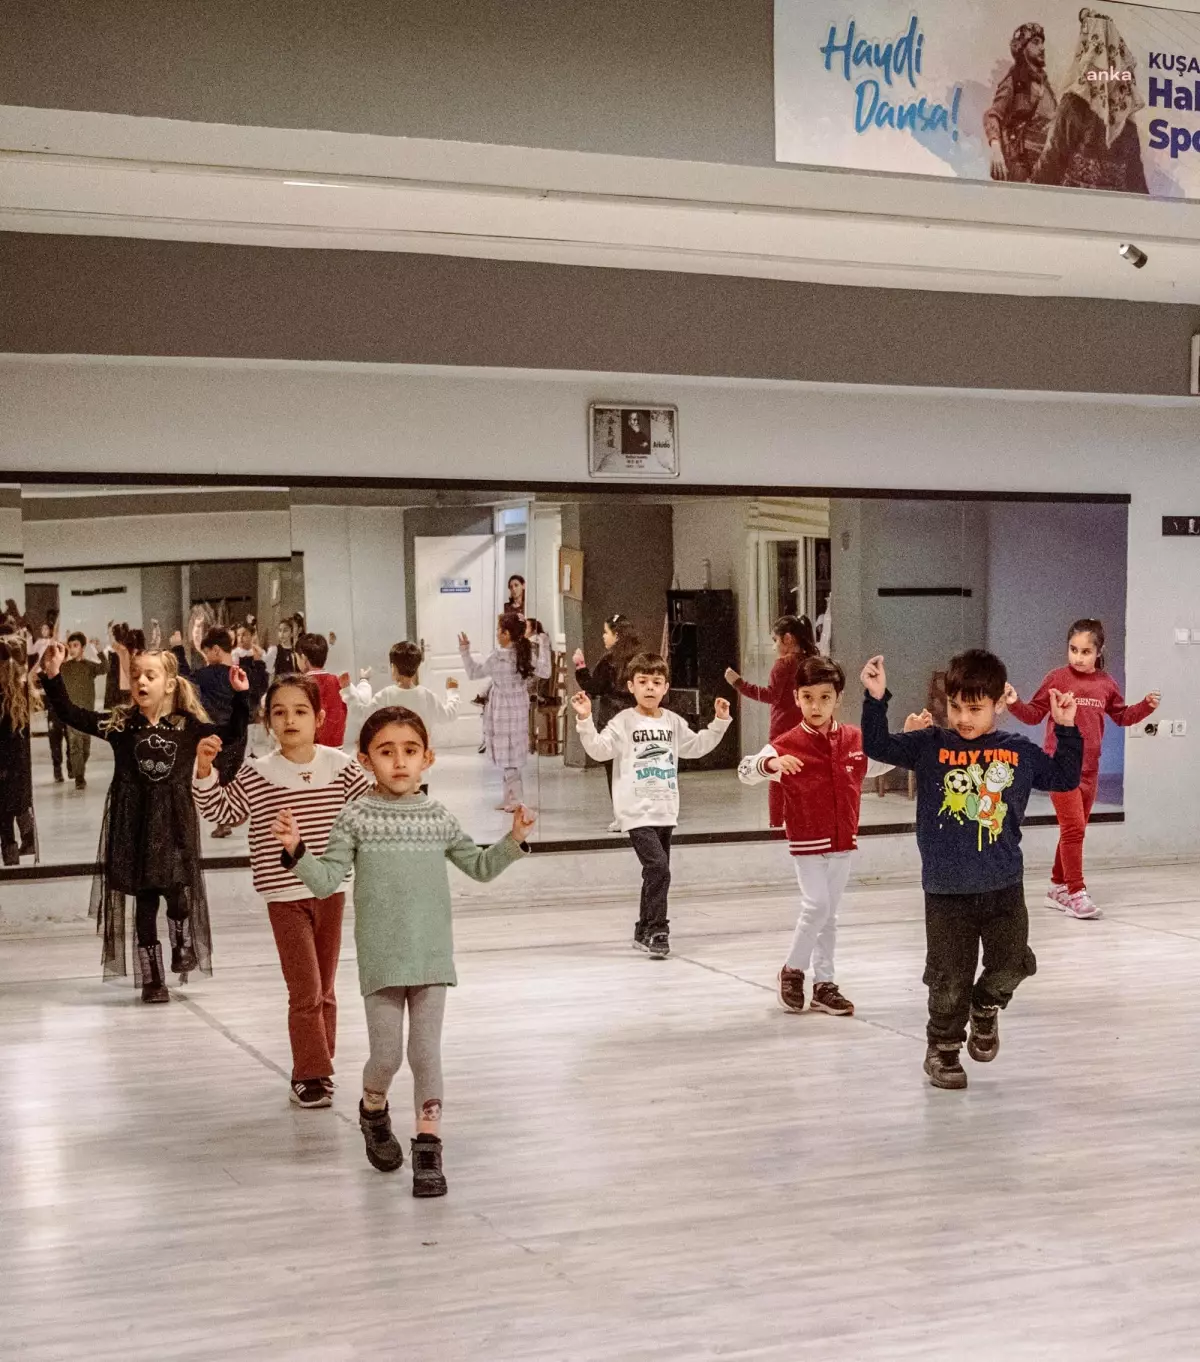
[358, 1101, 404, 1173]
[967, 1005, 1000, 1063]
[411, 1133, 448, 1198]
[138, 944, 171, 1004]
[167, 900, 197, 979]
[924, 1043, 967, 1090]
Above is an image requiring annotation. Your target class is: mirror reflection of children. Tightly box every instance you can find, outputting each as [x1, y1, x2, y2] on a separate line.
[40, 640, 250, 1003]
[460, 614, 549, 812]
[725, 614, 818, 830]
[861, 650, 1081, 1092]
[572, 652, 731, 959]
[193, 674, 373, 1108]
[341, 641, 459, 775]
[738, 655, 894, 1017]
[1007, 618, 1159, 920]
[271, 706, 534, 1195]
[0, 634, 37, 866]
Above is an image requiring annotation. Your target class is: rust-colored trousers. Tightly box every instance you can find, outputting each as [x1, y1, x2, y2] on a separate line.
[267, 893, 345, 1081]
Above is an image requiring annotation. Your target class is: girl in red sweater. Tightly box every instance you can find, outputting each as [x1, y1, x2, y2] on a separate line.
[1007, 618, 1159, 920]
[726, 615, 817, 828]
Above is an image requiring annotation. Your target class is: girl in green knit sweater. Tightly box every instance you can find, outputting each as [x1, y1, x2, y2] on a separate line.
[273, 705, 534, 1196]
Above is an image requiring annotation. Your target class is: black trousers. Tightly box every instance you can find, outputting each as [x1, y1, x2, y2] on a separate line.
[134, 887, 188, 948]
[47, 712, 66, 776]
[628, 825, 673, 930]
[923, 882, 1036, 1047]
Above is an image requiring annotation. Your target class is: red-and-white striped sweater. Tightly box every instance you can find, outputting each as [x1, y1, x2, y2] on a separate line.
[193, 745, 372, 901]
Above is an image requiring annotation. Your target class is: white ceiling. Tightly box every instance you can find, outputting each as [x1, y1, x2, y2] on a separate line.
[3, 105, 1200, 303]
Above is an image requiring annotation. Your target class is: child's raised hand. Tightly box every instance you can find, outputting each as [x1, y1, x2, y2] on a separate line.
[169, 629, 183, 648]
[572, 648, 585, 669]
[1048, 688, 1077, 727]
[570, 691, 592, 721]
[195, 735, 222, 779]
[724, 667, 740, 686]
[229, 665, 250, 693]
[458, 632, 470, 649]
[1145, 690, 1162, 711]
[903, 709, 934, 732]
[446, 677, 458, 690]
[271, 807, 302, 854]
[714, 697, 731, 720]
[510, 804, 536, 842]
[860, 655, 887, 699]
[337, 672, 351, 689]
[769, 754, 804, 775]
[360, 667, 372, 681]
[41, 641, 65, 678]
[1002, 682, 1019, 708]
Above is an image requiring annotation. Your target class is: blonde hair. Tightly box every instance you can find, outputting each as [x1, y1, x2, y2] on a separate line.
[0, 635, 32, 730]
[100, 649, 210, 733]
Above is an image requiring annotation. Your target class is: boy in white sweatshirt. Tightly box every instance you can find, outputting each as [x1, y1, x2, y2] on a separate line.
[572, 651, 731, 959]
[343, 641, 460, 762]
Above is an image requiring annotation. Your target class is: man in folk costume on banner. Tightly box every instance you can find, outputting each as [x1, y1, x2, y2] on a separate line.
[985, 22, 1058, 182]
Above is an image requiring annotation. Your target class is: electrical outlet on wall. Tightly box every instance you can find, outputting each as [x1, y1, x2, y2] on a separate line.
[1171, 720, 1188, 736]
[1129, 719, 1161, 737]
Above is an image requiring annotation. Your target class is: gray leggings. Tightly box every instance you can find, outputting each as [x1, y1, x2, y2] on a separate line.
[362, 985, 447, 1114]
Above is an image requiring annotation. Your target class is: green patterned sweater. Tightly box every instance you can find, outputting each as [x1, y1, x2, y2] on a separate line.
[286, 792, 528, 995]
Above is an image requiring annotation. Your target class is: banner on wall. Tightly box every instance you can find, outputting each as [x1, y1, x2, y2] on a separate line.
[775, 1, 1200, 199]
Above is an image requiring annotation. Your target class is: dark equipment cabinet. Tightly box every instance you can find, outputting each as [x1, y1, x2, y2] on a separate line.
[665, 589, 739, 771]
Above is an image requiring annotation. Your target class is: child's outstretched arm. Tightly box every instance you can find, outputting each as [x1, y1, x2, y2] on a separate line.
[273, 805, 357, 898]
[37, 644, 106, 739]
[192, 736, 252, 827]
[677, 698, 733, 759]
[725, 666, 771, 705]
[859, 655, 934, 770]
[1030, 689, 1084, 792]
[1005, 677, 1051, 726]
[1107, 684, 1160, 727]
[445, 808, 532, 882]
[458, 633, 489, 680]
[737, 743, 802, 785]
[572, 692, 617, 760]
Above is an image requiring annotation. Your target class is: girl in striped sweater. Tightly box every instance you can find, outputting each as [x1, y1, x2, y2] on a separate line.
[193, 673, 372, 1107]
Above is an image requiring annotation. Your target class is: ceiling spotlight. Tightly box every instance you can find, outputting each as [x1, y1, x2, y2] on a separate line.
[1119, 242, 1148, 269]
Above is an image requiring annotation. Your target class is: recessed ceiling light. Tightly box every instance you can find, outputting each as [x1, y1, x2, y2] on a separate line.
[282, 180, 353, 189]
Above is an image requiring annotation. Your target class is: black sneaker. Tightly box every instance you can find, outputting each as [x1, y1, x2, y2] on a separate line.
[290, 1079, 332, 1109]
[411, 1133, 448, 1198]
[632, 921, 649, 953]
[647, 929, 670, 960]
[53, 769, 64, 784]
[359, 1101, 404, 1172]
[924, 1043, 968, 1090]
[75, 778, 87, 791]
[967, 1005, 1000, 1062]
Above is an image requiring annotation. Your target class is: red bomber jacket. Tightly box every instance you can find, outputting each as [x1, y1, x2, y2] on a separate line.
[738, 719, 892, 856]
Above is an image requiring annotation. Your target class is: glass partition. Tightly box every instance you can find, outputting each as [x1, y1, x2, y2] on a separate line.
[5, 482, 1127, 873]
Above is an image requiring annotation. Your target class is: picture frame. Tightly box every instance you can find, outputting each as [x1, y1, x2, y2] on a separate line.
[588, 403, 679, 479]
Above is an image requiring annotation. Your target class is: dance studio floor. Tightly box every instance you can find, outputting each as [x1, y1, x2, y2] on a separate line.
[3, 861, 1197, 1360]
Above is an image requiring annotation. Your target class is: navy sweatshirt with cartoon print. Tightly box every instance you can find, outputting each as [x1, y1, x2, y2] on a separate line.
[861, 692, 1082, 895]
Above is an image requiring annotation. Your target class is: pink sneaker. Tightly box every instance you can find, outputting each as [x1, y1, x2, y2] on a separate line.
[1044, 882, 1071, 912]
[1065, 890, 1103, 920]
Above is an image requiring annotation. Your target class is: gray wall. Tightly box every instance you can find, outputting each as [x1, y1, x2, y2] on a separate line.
[140, 564, 182, 640]
[986, 502, 1129, 777]
[830, 499, 989, 718]
[1, 0, 776, 166]
[5, 233, 1200, 397]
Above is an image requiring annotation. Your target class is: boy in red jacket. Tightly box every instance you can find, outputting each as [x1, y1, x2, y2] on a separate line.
[738, 655, 896, 1017]
[295, 633, 348, 748]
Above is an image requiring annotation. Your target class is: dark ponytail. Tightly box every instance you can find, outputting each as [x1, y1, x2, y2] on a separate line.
[501, 613, 534, 679]
[1068, 617, 1106, 671]
[773, 614, 817, 658]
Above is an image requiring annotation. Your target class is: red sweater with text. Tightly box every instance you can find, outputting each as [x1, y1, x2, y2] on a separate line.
[1008, 666, 1154, 779]
[738, 719, 891, 856]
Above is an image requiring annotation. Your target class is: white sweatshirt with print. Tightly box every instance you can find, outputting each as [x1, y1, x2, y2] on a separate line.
[577, 707, 732, 831]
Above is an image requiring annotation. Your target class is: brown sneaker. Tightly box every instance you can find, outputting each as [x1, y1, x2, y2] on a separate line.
[810, 982, 855, 1017]
[777, 966, 806, 1013]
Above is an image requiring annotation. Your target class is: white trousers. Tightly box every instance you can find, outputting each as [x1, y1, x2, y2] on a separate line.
[786, 852, 854, 982]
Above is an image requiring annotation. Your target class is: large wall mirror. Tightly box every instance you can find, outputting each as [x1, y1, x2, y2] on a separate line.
[2, 481, 1127, 874]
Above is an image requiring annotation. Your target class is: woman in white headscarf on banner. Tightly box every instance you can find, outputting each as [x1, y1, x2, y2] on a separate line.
[984, 23, 1058, 183]
[1031, 8, 1148, 193]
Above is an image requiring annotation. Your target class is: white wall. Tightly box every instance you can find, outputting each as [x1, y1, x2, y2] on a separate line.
[4, 355, 1199, 867]
[26, 566, 143, 643]
[23, 508, 291, 570]
[289, 502, 406, 682]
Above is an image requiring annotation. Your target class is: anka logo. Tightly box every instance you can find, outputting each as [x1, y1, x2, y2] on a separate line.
[1086, 66, 1132, 83]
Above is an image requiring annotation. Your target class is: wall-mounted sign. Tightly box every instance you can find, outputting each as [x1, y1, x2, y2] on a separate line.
[1163, 517, 1200, 535]
[775, 1, 1200, 201]
[589, 404, 679, 479]
[439, 577, 471, 593]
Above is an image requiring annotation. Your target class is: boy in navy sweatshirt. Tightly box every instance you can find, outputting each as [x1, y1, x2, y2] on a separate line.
[860, 649, 1082, 1090]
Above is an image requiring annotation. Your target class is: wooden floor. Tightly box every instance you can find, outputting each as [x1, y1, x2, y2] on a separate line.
[3, 862, 1198, 1361]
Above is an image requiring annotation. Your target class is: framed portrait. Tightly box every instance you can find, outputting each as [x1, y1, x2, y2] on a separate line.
[589, 403, 679, 479]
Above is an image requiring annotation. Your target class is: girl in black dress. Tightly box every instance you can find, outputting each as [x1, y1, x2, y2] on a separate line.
[40, 641, 250, 1003]
[0, 635, 37, 866]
